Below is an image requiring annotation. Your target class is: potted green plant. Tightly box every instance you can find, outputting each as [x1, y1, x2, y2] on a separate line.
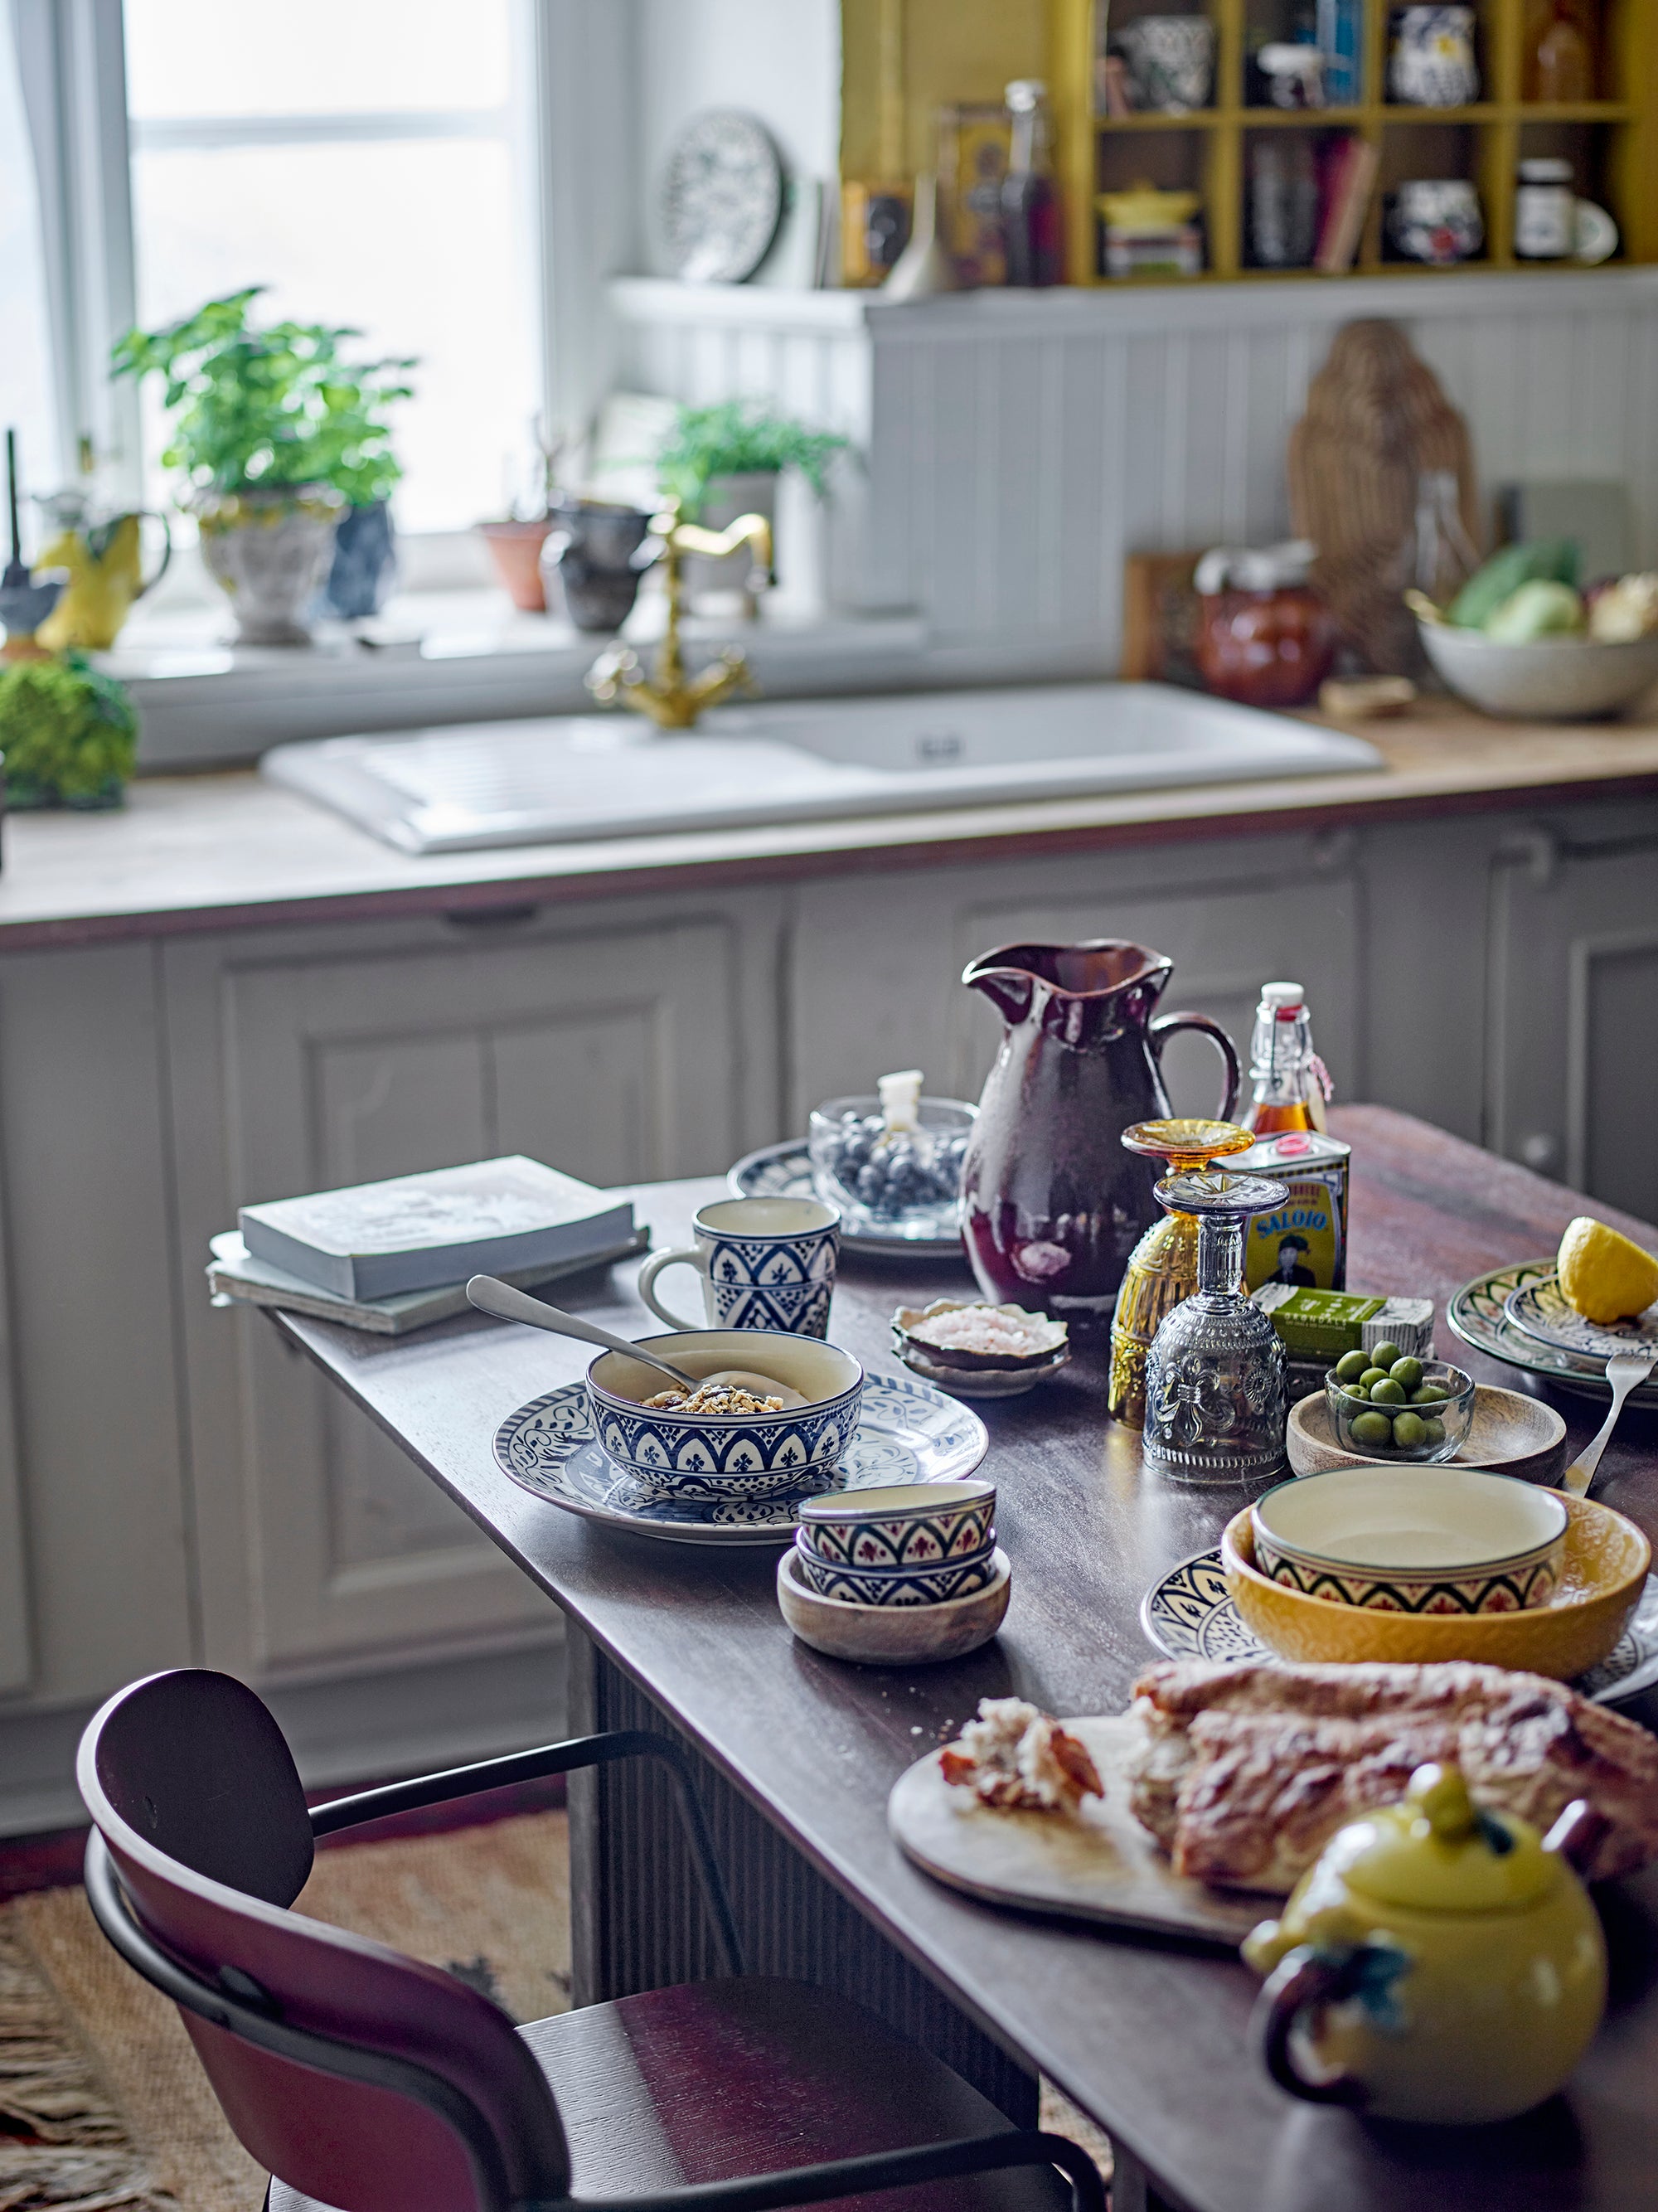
[655, 400, 848, 611]
[111, 288, 414, 643]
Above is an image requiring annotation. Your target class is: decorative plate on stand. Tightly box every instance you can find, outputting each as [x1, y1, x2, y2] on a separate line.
[660, 109, 784, 284]
[1140, 1545, 1658, 1706]
[493, 1372, 987, 1546]
[728, 1140, 967, 1262]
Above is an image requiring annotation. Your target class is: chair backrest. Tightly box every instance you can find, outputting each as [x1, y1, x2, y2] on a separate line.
[78, 1671, 570, 2212]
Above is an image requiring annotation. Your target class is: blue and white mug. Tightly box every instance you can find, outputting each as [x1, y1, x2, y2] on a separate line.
[638, 1196, 841, 1337]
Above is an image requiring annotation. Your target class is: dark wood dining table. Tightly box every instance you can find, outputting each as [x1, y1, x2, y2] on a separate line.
[277, 1107, 1658, 2212]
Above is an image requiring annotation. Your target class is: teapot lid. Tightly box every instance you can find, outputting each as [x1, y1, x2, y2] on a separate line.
[1323, 1763, 1559, 1914]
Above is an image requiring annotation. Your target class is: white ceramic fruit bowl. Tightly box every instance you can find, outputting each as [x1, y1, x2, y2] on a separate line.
[1418, 618, 1658, 722]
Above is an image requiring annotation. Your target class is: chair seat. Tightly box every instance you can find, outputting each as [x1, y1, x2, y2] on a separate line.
[271, 1976, 1074, 2212]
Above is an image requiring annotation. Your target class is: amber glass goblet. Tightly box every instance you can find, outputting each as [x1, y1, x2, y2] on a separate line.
[1107, 1118, 1257, 1429]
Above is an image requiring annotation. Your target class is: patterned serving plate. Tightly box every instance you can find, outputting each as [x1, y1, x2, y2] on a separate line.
[493, 1372, 988, 1546]
[1448, 1260, 1658, 1409]
[727, 1141, 966, 1262]
[1505, 1272, 1658, 1364]
[1140, 1545, 1658, 1706]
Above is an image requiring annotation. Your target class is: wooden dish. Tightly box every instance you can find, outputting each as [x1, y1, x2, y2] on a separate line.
[777, 1545, 1010, 1664]
[1287, 1384, 1567, 1485]
[1221, 1498, 1650, 1680]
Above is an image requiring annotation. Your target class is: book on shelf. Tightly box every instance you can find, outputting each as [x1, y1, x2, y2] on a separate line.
[238, 1156, 637, 1300]
[207, 1224, 651, 1336]
[1315, 135, 1379, 274]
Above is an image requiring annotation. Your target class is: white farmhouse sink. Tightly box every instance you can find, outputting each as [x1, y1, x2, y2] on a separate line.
[262, 682, 1382, 855]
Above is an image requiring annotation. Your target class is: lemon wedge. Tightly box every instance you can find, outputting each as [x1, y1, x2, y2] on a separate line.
[1557, 1216, 1658, 1325]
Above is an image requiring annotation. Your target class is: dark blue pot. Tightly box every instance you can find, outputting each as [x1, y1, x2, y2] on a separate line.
[317, 500, 396, 620]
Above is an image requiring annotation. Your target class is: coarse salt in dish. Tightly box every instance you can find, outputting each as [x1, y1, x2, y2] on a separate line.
[893, 1299, 1069, 1373]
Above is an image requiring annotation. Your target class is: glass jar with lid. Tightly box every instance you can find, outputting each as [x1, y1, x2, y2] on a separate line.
[1194, 541, 1340, 710]
[1515, 158, 1575, 260]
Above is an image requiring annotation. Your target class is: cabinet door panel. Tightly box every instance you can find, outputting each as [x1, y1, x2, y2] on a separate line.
[1490, 837, 1658, 1222]
[168, 908, 763, 1677]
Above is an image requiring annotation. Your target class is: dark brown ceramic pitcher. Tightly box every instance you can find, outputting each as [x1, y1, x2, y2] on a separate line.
[959, 940, 1239, 1319]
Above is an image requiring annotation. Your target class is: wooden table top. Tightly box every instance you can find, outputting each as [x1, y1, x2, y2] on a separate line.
[279, 1106, 1658, 2212]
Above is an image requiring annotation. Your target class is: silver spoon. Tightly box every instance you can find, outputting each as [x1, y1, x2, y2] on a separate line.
[465, 1276, 802, 1404]
[1559, 1347, 1658, 1497]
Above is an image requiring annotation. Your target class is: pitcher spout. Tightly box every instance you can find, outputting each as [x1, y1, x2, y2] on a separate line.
[962, 954, 1036, 1026]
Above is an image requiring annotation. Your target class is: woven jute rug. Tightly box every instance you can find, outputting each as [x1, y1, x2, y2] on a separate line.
[1, 1806, 1106, 2211]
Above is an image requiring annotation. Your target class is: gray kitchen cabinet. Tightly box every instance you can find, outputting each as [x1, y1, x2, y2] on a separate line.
[1486, 808, 1658, 1224]
[161, 891, 783, 1687]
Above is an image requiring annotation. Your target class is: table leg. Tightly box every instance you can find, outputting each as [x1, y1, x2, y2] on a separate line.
[565, 1623, 1038, 2125]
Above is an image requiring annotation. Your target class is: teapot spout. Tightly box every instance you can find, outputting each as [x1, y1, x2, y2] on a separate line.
[962, 956, 1035, 1026]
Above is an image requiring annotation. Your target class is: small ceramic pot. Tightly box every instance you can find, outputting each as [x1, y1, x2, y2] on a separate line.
[638, 1196, 840, 1338]
[195, 485, 343, 646]
[798, 1477, 996, 1569]
[1250, 1464, 1568, 1615]
[791, 1535, 997, 1608]
[1117, 16, 1217, 111]
[478, 518, 555, 612]
[584, 1329, 862, 1498]
[1389, 178, 1484, 264]
[318, 499, 396, 621]
[1389, 5, 1479, 106]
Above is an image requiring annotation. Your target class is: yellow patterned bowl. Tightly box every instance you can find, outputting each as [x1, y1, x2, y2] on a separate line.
[1222, 1496, 1650, 1679]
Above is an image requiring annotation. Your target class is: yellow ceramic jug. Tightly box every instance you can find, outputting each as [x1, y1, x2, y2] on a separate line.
[1244, 1763, 1607, 2123]
[36, 511, 170, 651]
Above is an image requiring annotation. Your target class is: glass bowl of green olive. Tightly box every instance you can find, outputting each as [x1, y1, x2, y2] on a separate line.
[1324, 1350, 1476, 1463]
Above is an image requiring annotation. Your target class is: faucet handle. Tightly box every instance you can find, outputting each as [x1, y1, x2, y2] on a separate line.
[584, 641, 640, 704]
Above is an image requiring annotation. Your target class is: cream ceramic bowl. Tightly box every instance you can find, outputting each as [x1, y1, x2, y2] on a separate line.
[585, 1330, 863, 1499]
[1418, 618, 1658, 721]
[1251, 1465, 1568, 1615]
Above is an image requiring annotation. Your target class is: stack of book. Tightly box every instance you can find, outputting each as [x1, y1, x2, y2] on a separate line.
[207, 1157, 646, 1335]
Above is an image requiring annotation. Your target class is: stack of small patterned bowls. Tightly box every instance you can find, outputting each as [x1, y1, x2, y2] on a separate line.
[776, 1477, 1010, 1663]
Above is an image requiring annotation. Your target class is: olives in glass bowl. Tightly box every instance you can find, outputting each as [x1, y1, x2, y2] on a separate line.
[1324, 1352, 1476, 1463]
[807, 1094, 975, 1242]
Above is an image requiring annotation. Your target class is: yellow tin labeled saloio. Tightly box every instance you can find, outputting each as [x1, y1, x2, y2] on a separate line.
[1234, 1128, 1350, 1292]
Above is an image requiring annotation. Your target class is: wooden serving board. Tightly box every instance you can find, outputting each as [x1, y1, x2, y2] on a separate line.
[887, 1715, 1267, 1948]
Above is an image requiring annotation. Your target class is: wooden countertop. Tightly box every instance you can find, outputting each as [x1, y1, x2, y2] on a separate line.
[5, 699, 1658, 950]
[277, 1106, 1658, 2212]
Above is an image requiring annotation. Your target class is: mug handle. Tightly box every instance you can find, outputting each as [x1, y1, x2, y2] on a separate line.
[637, 1246, 708, 1332]
[1150, 1010, 1241, 1123]
[134, 511, 172, 599]
[1252, 1947, 1369, 2107]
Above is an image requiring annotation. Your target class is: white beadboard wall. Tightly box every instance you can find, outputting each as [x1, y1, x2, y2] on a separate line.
[611, 270, 1658, 675]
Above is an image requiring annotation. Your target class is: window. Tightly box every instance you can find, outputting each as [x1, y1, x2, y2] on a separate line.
[121, 0, 541, 534]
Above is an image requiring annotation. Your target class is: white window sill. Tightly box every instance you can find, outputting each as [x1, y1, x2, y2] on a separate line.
[104, 589, 928, 769]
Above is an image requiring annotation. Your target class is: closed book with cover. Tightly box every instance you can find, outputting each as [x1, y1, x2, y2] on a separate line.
[239, 1156, 635, 1299]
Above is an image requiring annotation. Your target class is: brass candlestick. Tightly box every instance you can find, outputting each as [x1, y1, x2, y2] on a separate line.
[1108, 1118, 1258, 1429]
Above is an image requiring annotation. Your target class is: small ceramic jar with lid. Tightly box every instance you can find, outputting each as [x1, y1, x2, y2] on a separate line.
[1515, 158, 1576, 260]
[1194, 540, 1339, 710]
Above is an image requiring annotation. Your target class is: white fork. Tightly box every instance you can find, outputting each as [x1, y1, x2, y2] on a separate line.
[1559, 1348, 1658, 1497]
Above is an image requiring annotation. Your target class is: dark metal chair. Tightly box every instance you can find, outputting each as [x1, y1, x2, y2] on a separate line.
[78, 1670, 1105, 2212]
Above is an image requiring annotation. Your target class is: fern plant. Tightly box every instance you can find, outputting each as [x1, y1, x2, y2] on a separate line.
[656, 400, 847, 519]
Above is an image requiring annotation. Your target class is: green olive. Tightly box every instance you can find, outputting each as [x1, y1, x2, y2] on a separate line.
[1350, 1409, 1394, 1449]
[1422, 1417, 1446, 1448]
[1412, 1383, 1448, 1404]
[1370, 1377, 1407, 1405]
[1359, 1366, 1390, 1391]
[1334, 1349, 1370, 1384]
[1369, 1340, 1403, 1373]
[1389, 1356, 1424, 1393]
[1344, 1381, 1370, 1400]
[1391, 1410, 1428, 1451]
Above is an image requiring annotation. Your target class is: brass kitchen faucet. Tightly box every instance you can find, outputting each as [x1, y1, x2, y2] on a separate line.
[584, 502, 773, 730]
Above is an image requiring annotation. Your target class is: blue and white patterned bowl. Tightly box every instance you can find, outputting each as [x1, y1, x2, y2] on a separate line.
[585, 1329, 863, 1500]
[791, 1532, 997, 1607]
[797, 1477, 996, 1569]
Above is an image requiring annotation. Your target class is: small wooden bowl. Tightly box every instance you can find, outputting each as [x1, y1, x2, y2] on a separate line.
[1222, 1500, 1649, 1681]
[777, 1545, 1010, 1664]
[1288, 1383, 1567, 1486]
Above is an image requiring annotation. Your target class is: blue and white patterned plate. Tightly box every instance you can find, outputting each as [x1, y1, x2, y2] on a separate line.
[1505, 1273, 1658, 1365]
[1140, 1546, 1658, 1706]
[493, 1373, 989, 1546]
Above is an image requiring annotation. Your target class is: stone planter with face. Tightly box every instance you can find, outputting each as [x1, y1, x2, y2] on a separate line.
[196, 484, 344, 645]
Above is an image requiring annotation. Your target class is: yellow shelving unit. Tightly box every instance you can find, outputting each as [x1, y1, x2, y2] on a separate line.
[1048, 0, 1657, 284]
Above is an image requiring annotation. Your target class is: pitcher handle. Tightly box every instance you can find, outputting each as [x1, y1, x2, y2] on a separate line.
[135, 511, 172, 599]
[1150, 1011, 1241, 1122]
[1253, 1948, 1367, 2108]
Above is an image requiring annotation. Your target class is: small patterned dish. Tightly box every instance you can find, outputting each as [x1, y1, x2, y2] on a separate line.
[891, 1300, 1070, 1399]
[777, 1544, 1011, 1664]
[1250, 1466, 1567, 1616]
[1505, 1271, 1658, 1363]
[797, 1477, 995, 1569]
[790, 1535, 998, 1608]
[584, 1330, 861, 1499]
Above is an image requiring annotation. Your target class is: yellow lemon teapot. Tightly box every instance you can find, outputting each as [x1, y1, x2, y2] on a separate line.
[1244, 1763, 1607, 2124]
[36, 502, 171, 652]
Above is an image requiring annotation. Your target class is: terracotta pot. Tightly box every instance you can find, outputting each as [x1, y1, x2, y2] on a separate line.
[478, 519, 555, 612]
